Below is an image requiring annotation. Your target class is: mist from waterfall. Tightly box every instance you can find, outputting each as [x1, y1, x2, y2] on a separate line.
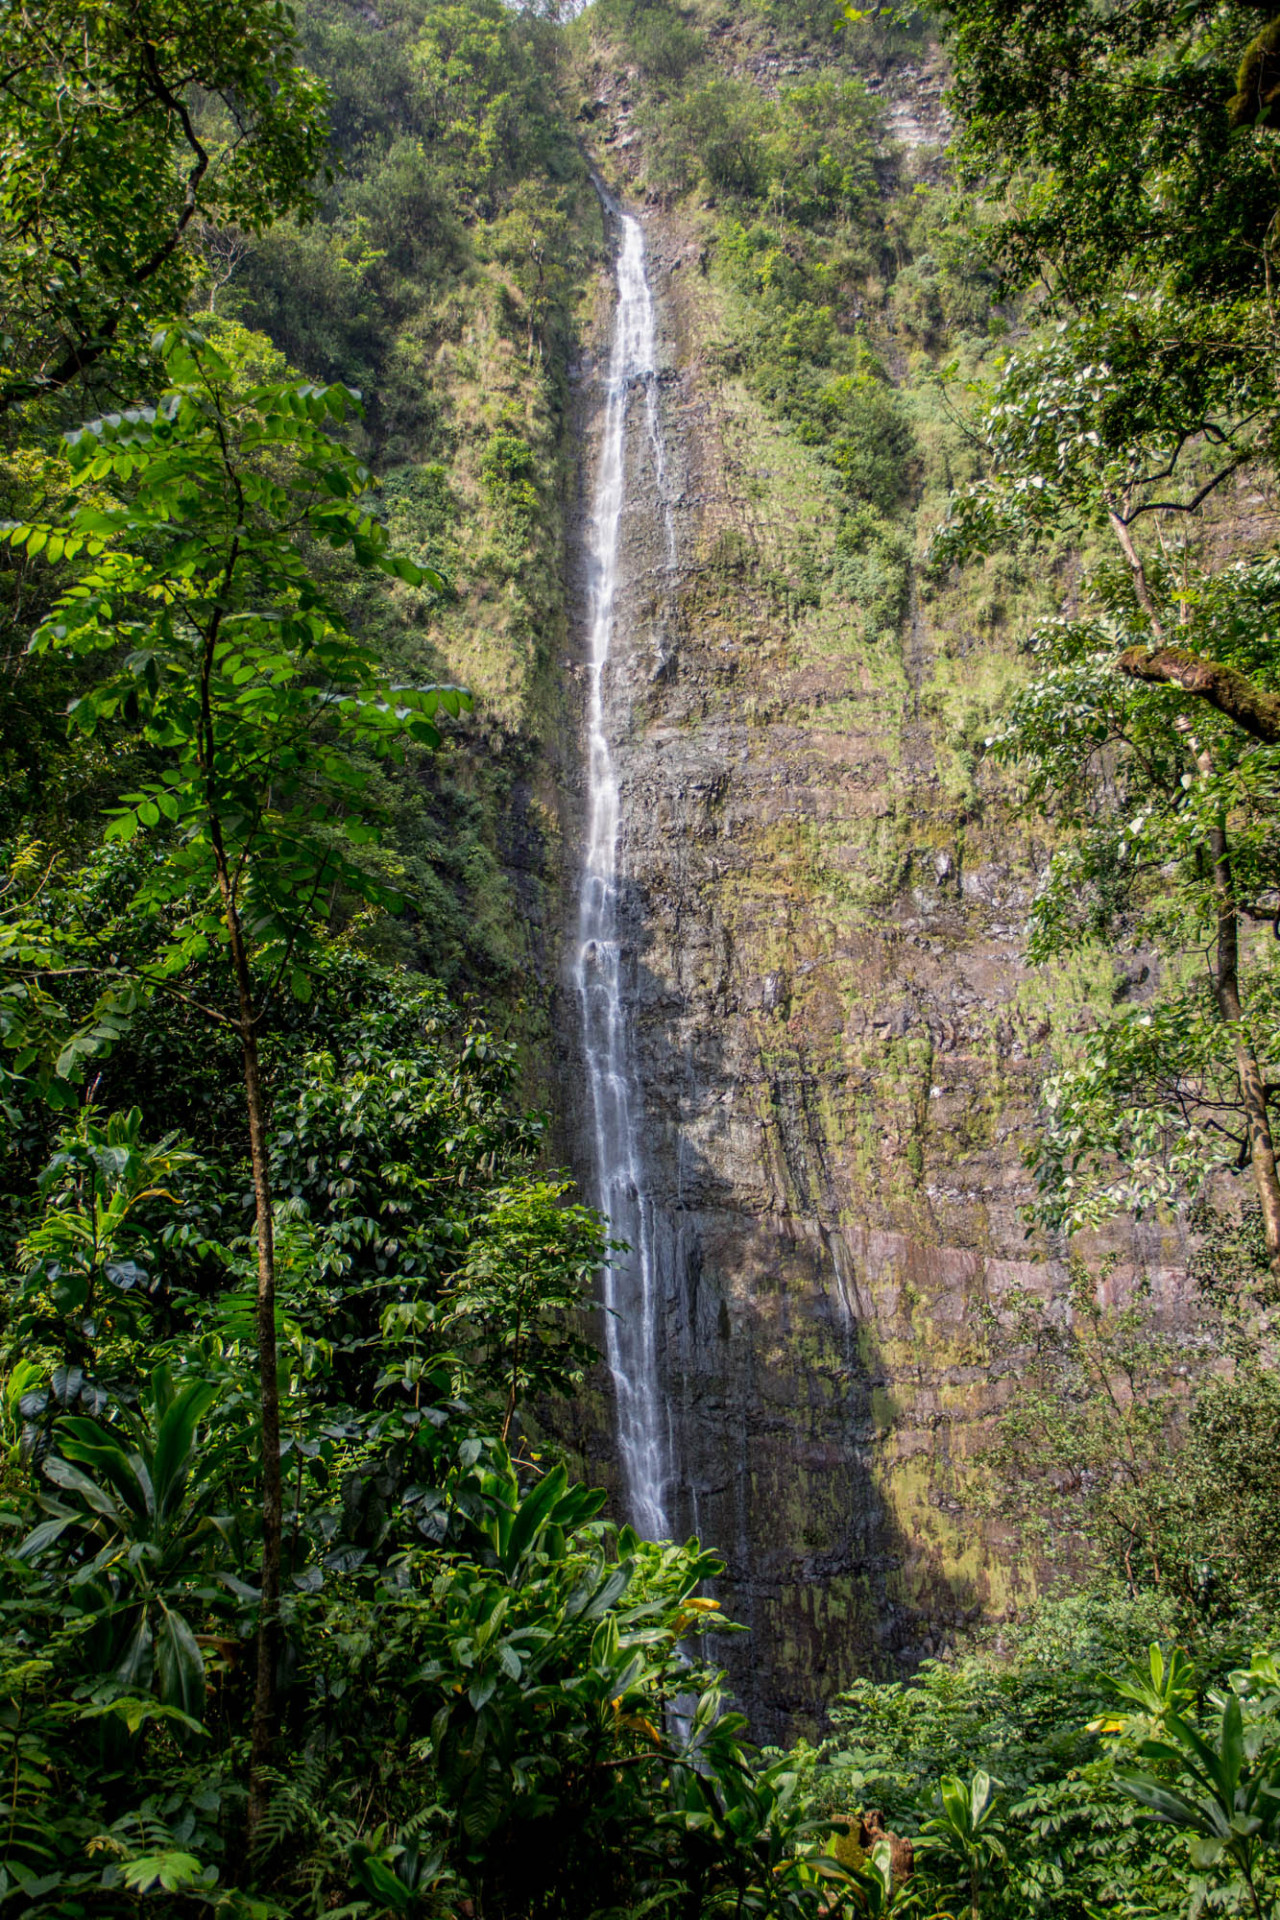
[573, 204, 670, 1543]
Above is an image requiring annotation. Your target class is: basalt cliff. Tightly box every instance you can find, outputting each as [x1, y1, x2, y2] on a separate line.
[544, 49, 1198, 1741]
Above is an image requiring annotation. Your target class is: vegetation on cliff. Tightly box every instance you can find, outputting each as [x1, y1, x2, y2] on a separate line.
[799, 0, 1280, 1910]
[1, 0, 1280, 1914]
[577, 5, 1280, 1913]
[933, 0, 1280, 1272]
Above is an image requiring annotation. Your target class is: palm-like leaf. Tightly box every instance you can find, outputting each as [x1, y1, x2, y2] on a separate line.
[1115, 1682, 1280, 1910]
[17, 1365, 246, 1717]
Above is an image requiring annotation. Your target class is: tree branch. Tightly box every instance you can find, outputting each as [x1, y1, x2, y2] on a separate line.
[1106, 508, 1164, 636]
[1120, 453, 1253, 523]
[0, 42, 209, 413]
[1116, 646, 1280, 744]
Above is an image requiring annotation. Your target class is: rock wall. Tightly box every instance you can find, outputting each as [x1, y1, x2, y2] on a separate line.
[551, 197, 1198, 1743]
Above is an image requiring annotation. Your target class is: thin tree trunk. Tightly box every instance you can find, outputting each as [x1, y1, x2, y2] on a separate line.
[1107, 507, 1164, 637]
[211, 829, 282, 1843]
[1242, 1861, 1265, 1920]
[233, 972, 281, 1845]
[1208, 823, 1280, 1270]
[1175, 715, 1280, 1271]
[196, 564, 283, 1846]
[502, 1316, 521, 1445]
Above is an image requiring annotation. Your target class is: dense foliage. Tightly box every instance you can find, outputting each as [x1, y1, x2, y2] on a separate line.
[807, 1628, 1280, 1920]
[578, 3, 1280, 1915]
[1, 954, 813, 1915]
[3, 0, 1280, 1914]
[930, 0, 1280, 1263]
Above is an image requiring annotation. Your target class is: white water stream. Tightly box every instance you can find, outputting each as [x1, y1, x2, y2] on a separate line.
[573, 204, 672, 1542]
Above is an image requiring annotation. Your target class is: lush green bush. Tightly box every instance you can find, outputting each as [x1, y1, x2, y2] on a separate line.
[649, 78, 769, 199]
[806, 1626, 1280, 1920]
[588, 0, 706, 84]
[637, 35, 929, 651]
[0, 945, 861, 1915]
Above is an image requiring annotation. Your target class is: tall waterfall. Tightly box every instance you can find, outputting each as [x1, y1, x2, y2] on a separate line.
[573, 204, 671, 1542]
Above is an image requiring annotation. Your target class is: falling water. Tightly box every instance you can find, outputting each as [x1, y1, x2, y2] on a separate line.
[573, 201, 671, 1542]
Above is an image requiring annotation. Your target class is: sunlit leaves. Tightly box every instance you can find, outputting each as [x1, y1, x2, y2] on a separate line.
[930, 298, 1270, 569]
[944, 0, 1279, 302]
[978, 549, 1280, 1231]
[0, 323, 468, 1096]
[1028, 995, 1246, 1233]
[0, 0, 330, 408]
[1111, 1664, 1280, 1913]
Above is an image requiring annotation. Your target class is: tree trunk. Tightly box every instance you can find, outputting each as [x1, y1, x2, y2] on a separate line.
[197, 566, 281, 1847]
[1117, 644, 1280, 746]
[1208, 824, 1280, 1271]
[216, 876, 281, 1847]
[1107, 507, 1165, 638]
[502, 1316, 521, 1444]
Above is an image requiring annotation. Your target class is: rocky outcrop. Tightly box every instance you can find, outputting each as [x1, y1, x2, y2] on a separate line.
[552, 198, 1197, 1742]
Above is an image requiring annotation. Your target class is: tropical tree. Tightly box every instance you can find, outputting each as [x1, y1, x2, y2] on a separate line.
[917, 1770, 1009, 1920]
[0, 319, 466, 1832]
[18, 1365, 245, 1722]
[0, 0, 329, 414]
[930, 0, 1280, 1264]
[941, 0, 1280, 305]
[1112, 1650, 1280, 1920]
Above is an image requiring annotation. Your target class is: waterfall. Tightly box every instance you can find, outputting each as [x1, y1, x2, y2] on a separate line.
[573, 203, 671, 1543]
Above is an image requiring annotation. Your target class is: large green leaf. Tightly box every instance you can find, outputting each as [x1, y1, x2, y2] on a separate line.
[1116, 1771, 1216, 1833]
[115, 1613, 154, 1692]
[120, 1852, 204, 1895]
[15, 1514, 75, 1560]
[349, 1846, 417, 1914]
[57, 1421, 150, 1522]
[1220, 1696, 1245, 1798]
[503, 1464, 567, 1575]
[577, 1563, 633, 1625]
[151, 1379, 217, 1521]
[155, 1604, 206, 1719]
[41, 1455, 124, 1525]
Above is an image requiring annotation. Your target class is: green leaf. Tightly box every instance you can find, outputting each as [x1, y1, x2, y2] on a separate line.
[156, 1605, 207, 1719]
[151, 1380, 215, 1518]
[79, 1696, 206, 1737]
[971, 1769, 994, 1825]
[350, 1847, 415, 1912]
[502, 1463, 568, 1573]
[42, 1454, 125, 1524]
[120, 1852, 204, 1895]
[1221, 1695, 1245, 1792]
[115, 1614, 154, 1691]
[1116, 1770, 1209, 1830]
[15, 1515, 75, 1560]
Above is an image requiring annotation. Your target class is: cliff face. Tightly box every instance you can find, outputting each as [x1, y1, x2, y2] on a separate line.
[553, 195, 1197, 1741]
[270, 0, 1209, 1742]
